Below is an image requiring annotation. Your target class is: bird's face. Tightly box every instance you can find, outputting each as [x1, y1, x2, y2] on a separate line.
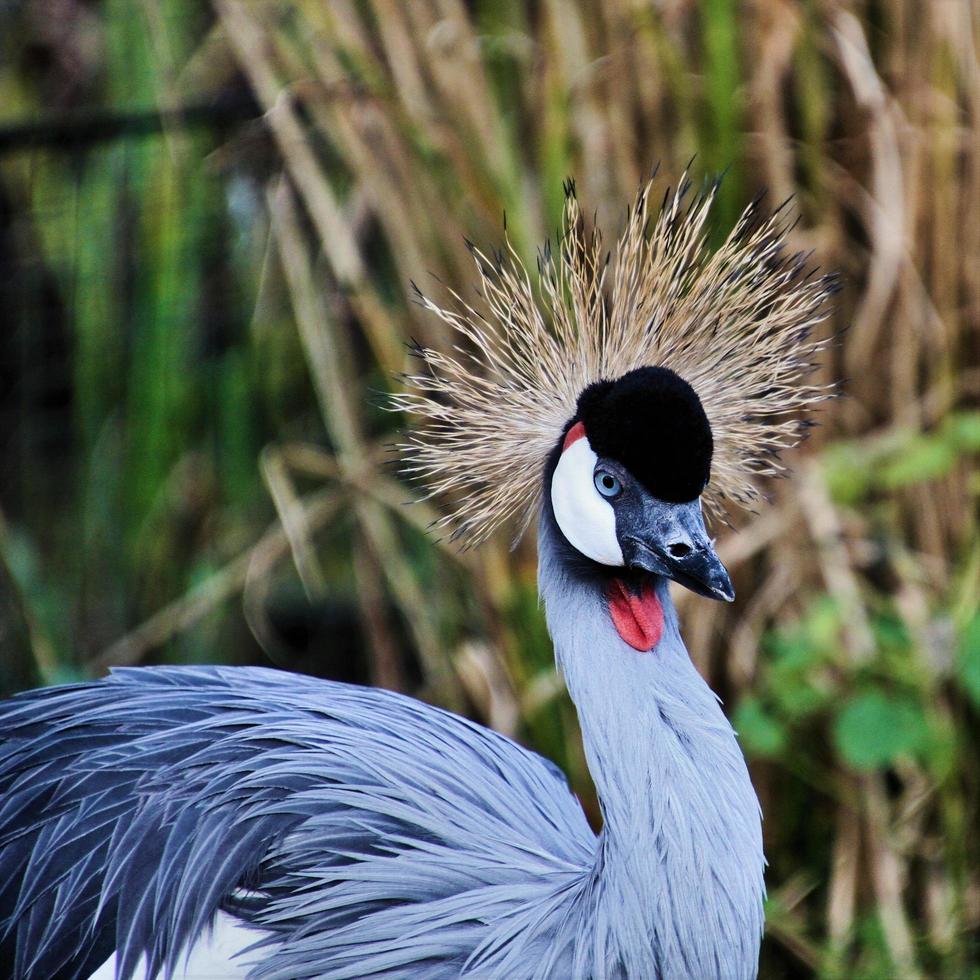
[549, 366, 734, 602]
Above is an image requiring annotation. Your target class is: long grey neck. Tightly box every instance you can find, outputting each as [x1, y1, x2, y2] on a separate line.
[537, 512, 765, 980]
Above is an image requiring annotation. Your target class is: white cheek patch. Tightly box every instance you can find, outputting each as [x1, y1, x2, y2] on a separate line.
[550, 432, 624, 566]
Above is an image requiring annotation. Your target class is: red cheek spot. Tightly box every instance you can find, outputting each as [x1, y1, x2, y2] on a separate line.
[606, 579, 664, 652]
[562, 421, 586, 452]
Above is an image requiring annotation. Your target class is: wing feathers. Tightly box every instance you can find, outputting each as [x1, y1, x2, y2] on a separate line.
[1, 666, 594, 978]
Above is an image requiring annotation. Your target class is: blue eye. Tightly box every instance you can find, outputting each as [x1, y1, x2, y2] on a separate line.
[594, 470, 622, 498]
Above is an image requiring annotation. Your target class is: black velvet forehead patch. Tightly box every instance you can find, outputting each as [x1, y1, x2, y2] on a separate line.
[575, 366, 712, 503]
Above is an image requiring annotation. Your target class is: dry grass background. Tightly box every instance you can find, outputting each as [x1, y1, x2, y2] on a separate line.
[0, 0, 978, 976]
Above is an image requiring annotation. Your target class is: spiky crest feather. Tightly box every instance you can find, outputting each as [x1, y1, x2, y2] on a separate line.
[394, 176, 837, 545]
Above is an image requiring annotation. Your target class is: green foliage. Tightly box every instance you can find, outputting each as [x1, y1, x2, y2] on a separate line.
[833, 691, 929, 770]
[765, 597, 839, 719]
[824, 411, 980, 505]
[698, 0, 744, 231]
[733, 697, 787, 757]
[959, 613, 980, 707]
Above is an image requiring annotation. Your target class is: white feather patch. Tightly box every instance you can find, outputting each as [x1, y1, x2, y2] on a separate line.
[550, 434, 624, 566]
[88, 910, 269, 980]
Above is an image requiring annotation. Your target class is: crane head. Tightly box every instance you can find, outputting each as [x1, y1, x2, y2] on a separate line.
[397, 176, 836, 548]
[549, 366, 734, 601]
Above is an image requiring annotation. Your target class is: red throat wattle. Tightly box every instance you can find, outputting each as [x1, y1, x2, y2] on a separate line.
[606, 578, 664, 652]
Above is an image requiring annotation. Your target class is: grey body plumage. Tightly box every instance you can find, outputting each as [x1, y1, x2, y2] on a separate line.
[0, 504, 763, 979]
[0, 664, 596, 979]
[0, 179, 834, 978]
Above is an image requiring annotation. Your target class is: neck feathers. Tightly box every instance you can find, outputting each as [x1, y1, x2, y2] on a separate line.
[537, 513, 765, 979]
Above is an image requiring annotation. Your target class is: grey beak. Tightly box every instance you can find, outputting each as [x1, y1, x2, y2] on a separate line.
[620, 498, 735, 602]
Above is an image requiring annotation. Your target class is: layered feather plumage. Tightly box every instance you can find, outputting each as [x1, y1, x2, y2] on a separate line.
[0, 666, 597, 979]
[395, 176, 837, 544]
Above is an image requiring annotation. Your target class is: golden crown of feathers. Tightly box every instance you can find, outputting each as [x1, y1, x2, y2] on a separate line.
[393, 176, 837, 546]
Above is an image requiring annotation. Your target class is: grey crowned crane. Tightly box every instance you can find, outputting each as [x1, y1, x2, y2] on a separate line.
[0, 178, 835, 980]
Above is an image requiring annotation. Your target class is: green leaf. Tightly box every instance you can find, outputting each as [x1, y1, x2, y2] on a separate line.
[957, 613, 980, 707]
[734, 698, 787, 757]
[823, 443, 874, 505]
[870, 610, 911, 654]
[879, 434, 957, 489]
[833, 691, 929, 770]
[948, 411, 980, 452]
[772, 678, 827, 719]
[802, 595, 842, 652]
